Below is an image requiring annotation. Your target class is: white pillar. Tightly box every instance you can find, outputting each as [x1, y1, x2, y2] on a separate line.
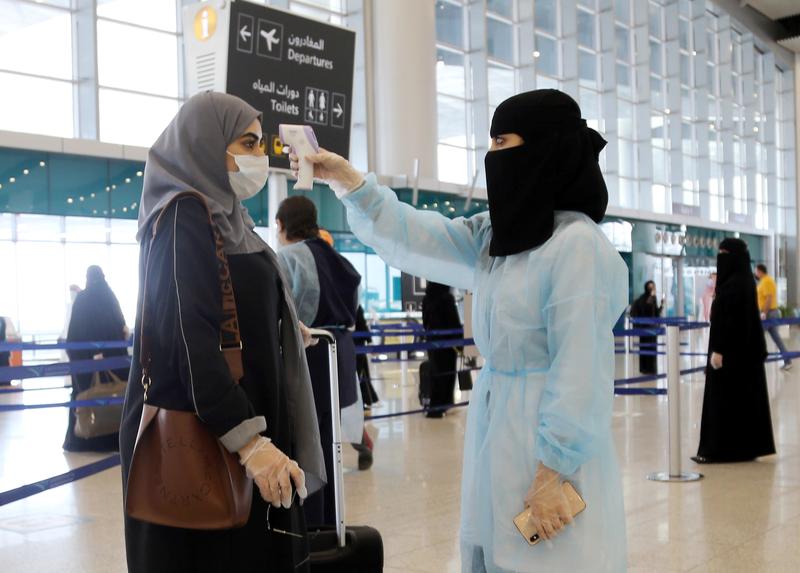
[794, 53, 800, 306]
[370, 0, 438, 179]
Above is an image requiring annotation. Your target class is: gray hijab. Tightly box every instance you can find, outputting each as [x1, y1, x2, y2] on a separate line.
[138, 91, 326, 494]
[137, 91, 263, 254]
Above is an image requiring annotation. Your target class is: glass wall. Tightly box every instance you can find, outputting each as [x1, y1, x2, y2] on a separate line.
[0, 0, 368, 170]
[433, 0, 796, 236]
[0, 0, 75, 138]
[0, 212, 139, 340]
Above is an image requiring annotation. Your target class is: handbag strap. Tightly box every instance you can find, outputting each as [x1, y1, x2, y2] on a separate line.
[139, 192, 244, 401]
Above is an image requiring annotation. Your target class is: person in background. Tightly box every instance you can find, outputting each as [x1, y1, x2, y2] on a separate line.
[755, 263, 792, 371]
[355, 304, 380, 409]
[59, 284, 82, 342]
[421, 281, 463, 418]
[629, 280, 664, 375]
[276, 195, 372, 529]
[693, 238, 776, 464]
[63, 266, 129, 452]
[700, 273, 716, 323]
[295, 89, 629, 571]
[0, 315, 17, 386]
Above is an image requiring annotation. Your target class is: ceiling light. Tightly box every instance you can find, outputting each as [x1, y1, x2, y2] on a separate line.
[136, 171, 143, 177]
[39, 161, 46, 167]
[67, 197, 73, 204]
[22, 169, 29, 175]
[9, 177, 15, 183]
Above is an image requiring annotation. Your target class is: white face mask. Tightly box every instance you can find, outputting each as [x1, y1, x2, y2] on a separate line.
[227, 151, 269, 200]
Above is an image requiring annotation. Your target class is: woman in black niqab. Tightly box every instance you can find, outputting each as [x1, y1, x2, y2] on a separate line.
[421, 281, 463, 417]
[63, 265, 128, 452]
[693, 238, 776, 463]
[630, 281, 663, 374]
[485, 89, 609, 256]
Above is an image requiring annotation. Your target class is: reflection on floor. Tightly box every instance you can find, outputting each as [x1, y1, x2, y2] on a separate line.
[1, 330, 800, 572]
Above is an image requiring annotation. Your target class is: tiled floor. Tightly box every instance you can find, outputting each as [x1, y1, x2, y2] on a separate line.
[1, 329, 799, 572]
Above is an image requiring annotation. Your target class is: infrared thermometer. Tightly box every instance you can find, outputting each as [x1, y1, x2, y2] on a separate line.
[279, 124, 320, 191]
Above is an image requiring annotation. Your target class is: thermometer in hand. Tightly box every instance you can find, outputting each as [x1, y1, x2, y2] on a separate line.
[279, 124, 320, 191]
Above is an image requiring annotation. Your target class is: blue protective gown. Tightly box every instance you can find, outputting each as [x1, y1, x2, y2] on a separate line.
[341, 175, 628, 572]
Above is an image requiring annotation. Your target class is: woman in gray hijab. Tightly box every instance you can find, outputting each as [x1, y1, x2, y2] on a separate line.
[120, 91, 325, 573]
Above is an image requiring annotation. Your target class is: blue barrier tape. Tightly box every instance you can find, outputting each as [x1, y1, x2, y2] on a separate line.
[615, 350, 665, 356]
[0, 396, 124, 412]
[614, 387, 667, 395]
[0, 454, 121, 507]
[355, 338, 473, 355]
[353, 328, 464, 340]
[0, 340, 132, 352]
[614, 373, 666, 385]
[365, 401, 470, 421]
[0, 384, 73, 394]
[613, 328, 665, 337]
[0, 356, 130, 381]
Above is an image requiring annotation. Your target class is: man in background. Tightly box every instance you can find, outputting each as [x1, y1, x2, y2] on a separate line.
[755, 264, 792, 371]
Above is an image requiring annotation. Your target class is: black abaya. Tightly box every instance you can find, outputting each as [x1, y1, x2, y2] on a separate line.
[696, 240, 776, 462]
[630, 293, 662, 375]
[422, 284, 463, 411]
[120, 198, 308, 573]
[63, 275, 129, 452]
[295, 237, 361, 527]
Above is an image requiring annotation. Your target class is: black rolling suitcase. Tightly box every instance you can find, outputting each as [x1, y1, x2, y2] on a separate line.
[308, 329, 384, 572]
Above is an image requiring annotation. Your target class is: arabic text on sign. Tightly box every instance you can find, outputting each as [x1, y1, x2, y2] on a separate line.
[287, 34, 326, 51]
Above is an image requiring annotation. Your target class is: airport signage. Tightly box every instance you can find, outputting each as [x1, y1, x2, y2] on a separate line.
[226, 1, 356, 169]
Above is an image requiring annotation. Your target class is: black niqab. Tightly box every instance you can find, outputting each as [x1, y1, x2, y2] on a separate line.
[696, 237, 774, 461]
[485, 89, 609, 257]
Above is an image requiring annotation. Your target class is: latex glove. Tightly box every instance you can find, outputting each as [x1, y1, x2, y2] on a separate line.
[524, 463, 573, 542]
[238, 436, 307, 508]
[289, 149, 364, 198]
[710, 352, 723, 370]
[298, 321, 318, 348]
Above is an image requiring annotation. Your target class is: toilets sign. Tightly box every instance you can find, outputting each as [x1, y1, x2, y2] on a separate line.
[185, 1, 356, 170]
[227, 1, 355, 169]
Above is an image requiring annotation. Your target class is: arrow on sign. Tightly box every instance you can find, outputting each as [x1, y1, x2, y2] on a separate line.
[240, 25, 251, 42]
[334, 103, 343, 118]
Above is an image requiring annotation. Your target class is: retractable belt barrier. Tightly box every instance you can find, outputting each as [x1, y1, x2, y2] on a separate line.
[2, 318, 797, 505]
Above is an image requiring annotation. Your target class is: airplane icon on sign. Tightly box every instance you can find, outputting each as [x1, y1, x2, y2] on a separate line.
[260, 28, 280, 51]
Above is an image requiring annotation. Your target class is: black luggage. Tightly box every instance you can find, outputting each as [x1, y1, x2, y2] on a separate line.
[418, 359, 432, 409]
[309, 329, 384, 572]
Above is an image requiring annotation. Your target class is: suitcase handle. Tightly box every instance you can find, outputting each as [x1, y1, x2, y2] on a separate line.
[308, 329, 347, 549]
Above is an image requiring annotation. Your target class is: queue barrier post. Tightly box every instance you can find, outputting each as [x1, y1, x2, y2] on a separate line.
[647, 324, 703, 483]
[623, 314, 632, 378]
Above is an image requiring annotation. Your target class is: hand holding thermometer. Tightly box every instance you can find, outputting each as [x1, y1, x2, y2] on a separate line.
[279, 124, 320, 191]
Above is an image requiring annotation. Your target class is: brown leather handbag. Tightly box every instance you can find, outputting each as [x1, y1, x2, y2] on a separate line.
[125, 192, 253, 530]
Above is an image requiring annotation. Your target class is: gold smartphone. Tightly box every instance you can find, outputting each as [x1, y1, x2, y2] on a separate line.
[513, 481, 587, 546]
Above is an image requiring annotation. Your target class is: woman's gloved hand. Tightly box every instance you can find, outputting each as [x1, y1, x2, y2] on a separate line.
[524, 462, 573, 541]
[238, 436, 307, 508]
[710, 352, 723, 370]
[289, 149, 364, 198]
